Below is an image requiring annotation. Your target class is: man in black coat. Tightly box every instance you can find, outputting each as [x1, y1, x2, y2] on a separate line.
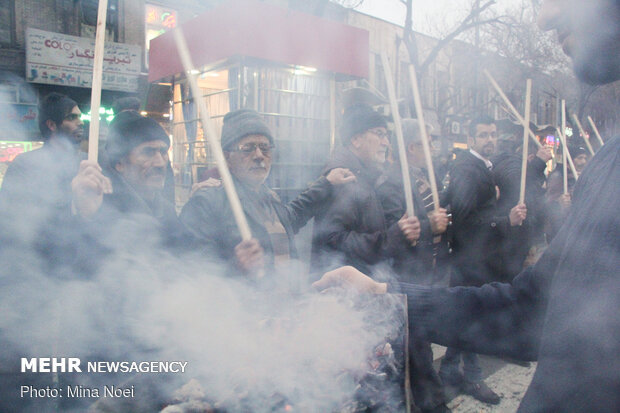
[439, 116, 527, 404]
[314, 2, 620, 411]
[0, 93, 85, 270]
[310, 103, 420, 277]
[180, 109, 355, 278]
[376, 119, 451, 413]
[491, 135, 552, 280]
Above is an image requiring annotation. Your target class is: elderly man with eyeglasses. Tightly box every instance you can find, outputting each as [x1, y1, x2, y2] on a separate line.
[180, 109, 355, 279]
[310, 103, 421, 278]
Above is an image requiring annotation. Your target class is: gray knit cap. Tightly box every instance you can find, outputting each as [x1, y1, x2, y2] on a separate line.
[221, 109, 274, 151]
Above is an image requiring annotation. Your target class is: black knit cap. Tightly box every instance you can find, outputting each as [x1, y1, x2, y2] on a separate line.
[221, 109, 274, 151]
[340, 103, 387, 144]
[106, 111, 170, 165]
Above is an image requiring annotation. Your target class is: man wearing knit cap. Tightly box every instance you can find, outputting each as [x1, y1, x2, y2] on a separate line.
[310, 103, 421, 277]
[180, 108, 355, 277]
[71, 111, 192, 251]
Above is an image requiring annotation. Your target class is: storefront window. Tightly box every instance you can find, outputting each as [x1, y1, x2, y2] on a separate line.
[169, 63, 332, 206]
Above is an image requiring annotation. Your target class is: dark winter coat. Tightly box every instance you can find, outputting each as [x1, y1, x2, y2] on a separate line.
[310, 147, 408, 276]
[376, 162, 441, 285]
[398, 136, 620, 412]
[445, 150, 511, 286]
[491, 152, 548, 279]
[0, 137, 84, 271]
[180, 176, 334, 272]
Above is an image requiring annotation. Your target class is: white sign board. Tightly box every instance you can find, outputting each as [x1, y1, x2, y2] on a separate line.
[25, 28, 142, 92]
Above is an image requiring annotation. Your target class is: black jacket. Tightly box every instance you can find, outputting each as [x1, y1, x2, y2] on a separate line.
[376, 162, 440, 284]
[180, 176, 334, 272]
[0, 137, 84, 272]
[399, 136, 620, 412]
[491, 153, 548, 279]
[445, 150, 510, 286]
[311, 147, 408, 276]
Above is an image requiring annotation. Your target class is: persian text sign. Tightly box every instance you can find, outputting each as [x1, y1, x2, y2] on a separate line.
[25, 28, 142, 92]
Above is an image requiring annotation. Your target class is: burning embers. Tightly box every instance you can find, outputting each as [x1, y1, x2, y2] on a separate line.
[160, 292, 410, 413]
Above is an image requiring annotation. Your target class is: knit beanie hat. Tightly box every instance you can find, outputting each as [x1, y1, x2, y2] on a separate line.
[221, 109, 274, 151]
[106, 111, 170, 165]
[340, 103, 387, 144]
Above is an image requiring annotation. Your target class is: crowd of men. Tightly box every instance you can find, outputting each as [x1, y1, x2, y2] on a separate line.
[0, 0, 618, 412]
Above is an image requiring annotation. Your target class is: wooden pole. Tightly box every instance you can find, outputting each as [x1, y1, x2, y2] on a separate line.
[519, 79, 531, 204]
[483, 70, 542, 149]
[408, 65, 440, 211]
[87, 0, 108, 163]
[173, 28, 252, 241]
[561, 100, 568, 194]
[587, 116, 605, 147]
[329, 77, 336, 153]
[381, 50, 415, 218]
[571, 114, 595, 156]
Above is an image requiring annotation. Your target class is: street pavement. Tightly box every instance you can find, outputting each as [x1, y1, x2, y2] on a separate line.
[432, 345, 537, 412]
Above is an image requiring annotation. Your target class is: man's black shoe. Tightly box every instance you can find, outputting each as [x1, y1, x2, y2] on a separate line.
[462, 381, 501, 405]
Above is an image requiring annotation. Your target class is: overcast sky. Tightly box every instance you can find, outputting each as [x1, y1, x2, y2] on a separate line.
[352, 0, 525, 36]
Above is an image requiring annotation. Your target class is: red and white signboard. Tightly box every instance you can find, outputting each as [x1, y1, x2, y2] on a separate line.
[25, 28, 142, 92]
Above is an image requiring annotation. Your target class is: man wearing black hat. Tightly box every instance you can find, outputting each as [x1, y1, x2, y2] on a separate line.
[180, 109, 354, 276]
[71, 111, 189, 251]
[310, 103, 420, 277]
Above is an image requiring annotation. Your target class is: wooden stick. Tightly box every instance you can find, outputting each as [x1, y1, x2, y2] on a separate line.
[559, 101, 578, 179]
[87, 0, 108, 162]
[329, 77, 336, 153]
[408, 65, 440, 211]
[571, 114, 595, 156]
[173, 28, 252, 241]
[587, 116, 605, 147]
[561, 101, 568, 194]
[381, 50, 415, 218]
[519, 79, 531, 204]
[483, 70, 542, 149]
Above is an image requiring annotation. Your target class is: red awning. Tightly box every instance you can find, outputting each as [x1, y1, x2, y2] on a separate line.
[148, 0, 369, 82]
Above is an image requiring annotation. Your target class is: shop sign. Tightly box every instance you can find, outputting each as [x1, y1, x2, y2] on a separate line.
[0, 103, 39, 140]
[146, 4, 177, 30]
[25, 28, 142, 92]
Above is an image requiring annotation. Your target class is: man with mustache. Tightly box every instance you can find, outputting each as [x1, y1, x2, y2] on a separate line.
[315, 1, 620, 411]
[71, 110, 190, 251]
[180, 109, 355, 277]
[438, 116, 527, 404]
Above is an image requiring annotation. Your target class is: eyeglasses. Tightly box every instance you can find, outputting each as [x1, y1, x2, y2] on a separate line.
[64, 113, 81, 121]
[368, 128, 390, 140]
[234, 142, 274, 156]
[475, 131, 498, 139]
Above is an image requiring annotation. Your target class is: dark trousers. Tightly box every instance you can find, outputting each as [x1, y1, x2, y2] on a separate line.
[410, 330, 447, 411]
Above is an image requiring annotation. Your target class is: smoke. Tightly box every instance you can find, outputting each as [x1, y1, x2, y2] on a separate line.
[0, 210, 404, 412]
